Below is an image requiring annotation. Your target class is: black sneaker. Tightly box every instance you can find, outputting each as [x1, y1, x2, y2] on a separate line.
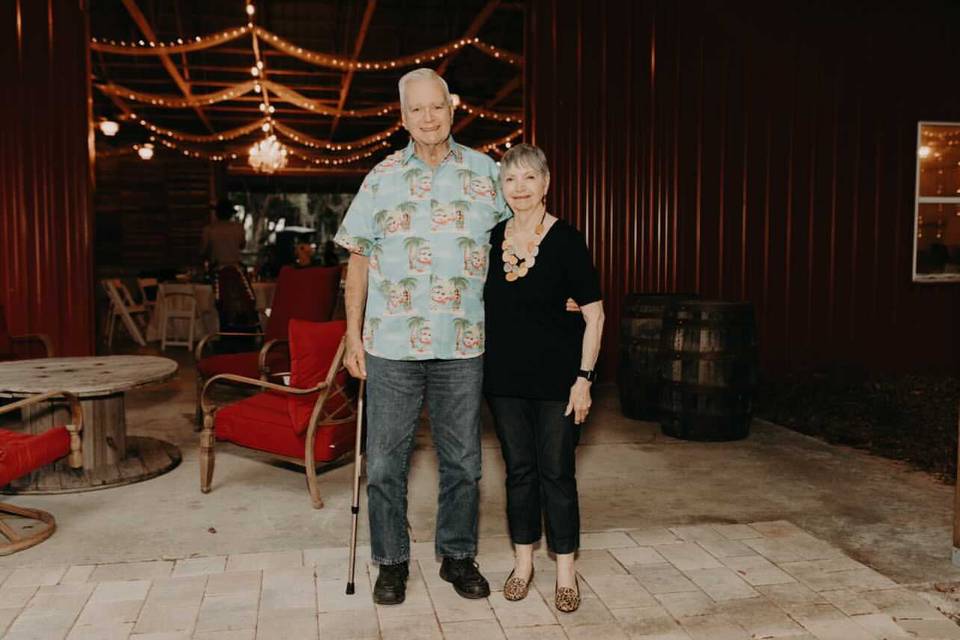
[439, 557, 491, 599]
[373, 562, 409, 605]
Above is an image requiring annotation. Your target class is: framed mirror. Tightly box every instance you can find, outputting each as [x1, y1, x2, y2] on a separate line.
[914, 121, 960, 282]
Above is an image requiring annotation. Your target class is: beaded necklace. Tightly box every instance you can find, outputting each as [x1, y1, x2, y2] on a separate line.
[501, 209, 547, 282]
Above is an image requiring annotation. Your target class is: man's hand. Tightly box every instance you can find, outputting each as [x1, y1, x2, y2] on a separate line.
[344, 333, 367, 379]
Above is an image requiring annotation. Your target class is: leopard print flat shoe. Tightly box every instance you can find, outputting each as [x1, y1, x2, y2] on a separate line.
[502, 566, 534, 601]
[554, 577, 580, 613]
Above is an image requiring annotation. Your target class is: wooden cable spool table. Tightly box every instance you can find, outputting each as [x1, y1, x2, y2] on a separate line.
[0, 356, 181, 493]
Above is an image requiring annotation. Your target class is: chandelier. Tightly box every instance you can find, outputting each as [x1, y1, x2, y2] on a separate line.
[248, 134, 288, 173]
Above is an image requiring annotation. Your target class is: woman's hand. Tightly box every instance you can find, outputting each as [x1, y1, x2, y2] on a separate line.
[564, 377, 592, 425]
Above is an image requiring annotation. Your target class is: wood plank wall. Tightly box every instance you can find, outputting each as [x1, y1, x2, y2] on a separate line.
[525, 0, 960, 377]
[95, 155, 213, 270]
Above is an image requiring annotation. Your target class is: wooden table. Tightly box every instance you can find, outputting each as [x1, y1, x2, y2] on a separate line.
[0, 356, 181, 493]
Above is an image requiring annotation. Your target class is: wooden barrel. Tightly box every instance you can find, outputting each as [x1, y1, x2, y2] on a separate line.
[618, 293, 698, 420]
[658, 300, 757, 440]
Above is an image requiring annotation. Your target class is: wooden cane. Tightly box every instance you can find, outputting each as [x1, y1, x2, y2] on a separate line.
[346, 379, 365, 594]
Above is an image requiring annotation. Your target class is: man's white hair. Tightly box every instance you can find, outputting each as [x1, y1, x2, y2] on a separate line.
[398, 68, 452, 111]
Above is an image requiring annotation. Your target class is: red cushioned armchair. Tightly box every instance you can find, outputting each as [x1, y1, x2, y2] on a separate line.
[0, 305, 55, 362]
[199, 319, 356, 508]
[0, 391, 82, 554]
[194, 265, 341, 426]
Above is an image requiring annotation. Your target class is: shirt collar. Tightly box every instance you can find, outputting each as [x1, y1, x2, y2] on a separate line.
[402, 136, 463, 166]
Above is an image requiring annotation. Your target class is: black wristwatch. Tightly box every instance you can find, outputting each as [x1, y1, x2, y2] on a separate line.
[577, 369, 596, 382]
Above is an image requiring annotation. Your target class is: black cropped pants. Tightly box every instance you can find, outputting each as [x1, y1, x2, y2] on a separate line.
[486, 395, 581, 554]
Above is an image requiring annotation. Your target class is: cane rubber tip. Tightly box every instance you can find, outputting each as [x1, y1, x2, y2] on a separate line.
[346, 583, 355, 595]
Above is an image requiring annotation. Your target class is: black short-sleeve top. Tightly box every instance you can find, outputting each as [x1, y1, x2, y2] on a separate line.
[483, 218, 602, 400]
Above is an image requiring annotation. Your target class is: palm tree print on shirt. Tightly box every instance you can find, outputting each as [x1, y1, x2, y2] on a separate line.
[454, 319, 484, 355]
[431, 199, 469, 232]
[374, 204, 413, 236]
[379, 278, 418, 315]
[368, 244, 383, 273]
[430, 275, 468, 313]
[363, 317, 381, 349]
[407, 316, 432, 353]
[403, 237, 431, 273]
[457, 168, 477, 196]
[403, 167, 431, 199]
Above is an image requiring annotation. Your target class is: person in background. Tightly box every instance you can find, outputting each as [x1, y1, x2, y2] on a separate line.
[483, 143, 604, 613]
[202, 199, 246, 267]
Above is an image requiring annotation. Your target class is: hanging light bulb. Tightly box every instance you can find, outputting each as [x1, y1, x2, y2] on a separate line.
[246, 3, 256, 16]
[137, 143, 154, 160]
[99, 120, 119, 136]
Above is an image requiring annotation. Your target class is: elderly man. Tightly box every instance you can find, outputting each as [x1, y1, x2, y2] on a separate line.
[335, 68, 508, 604]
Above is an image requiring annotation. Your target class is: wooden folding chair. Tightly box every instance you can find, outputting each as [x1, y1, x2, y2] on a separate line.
[102, 279, 147, 348]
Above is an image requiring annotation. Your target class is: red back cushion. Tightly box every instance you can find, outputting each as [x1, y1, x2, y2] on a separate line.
[266, 265, 342, 342]
[0, 306, 10, 355]
[287, 319, 347, 434]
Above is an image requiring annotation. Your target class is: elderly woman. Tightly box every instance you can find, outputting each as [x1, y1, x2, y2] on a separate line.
[484, 143, 604, 613]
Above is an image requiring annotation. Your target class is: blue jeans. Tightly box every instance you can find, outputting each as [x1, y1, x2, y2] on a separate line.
[364, 353, 484, 565]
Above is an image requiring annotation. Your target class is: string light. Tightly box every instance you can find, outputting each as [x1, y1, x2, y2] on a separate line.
[97, 81, 257, 108]
[91, 25, 520, 69]
[273, 120, 403, 151]
[90, 25, 251, 55]
[96, 80, 521, 123]
[135, 115, 269, 143]
[94, 3, 523, 172]
[98, 120, 119, 136]
[256, 28, 519, 70]
[478, 128, 523, 153]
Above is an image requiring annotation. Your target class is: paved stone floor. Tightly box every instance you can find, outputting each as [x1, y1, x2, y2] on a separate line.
[3, 520, 959, 639]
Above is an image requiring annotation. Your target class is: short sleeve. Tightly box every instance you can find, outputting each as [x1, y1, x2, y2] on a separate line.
[488, 158, 511, 223]
[334, 172, 382, 256]
[564, 226, 602, 305]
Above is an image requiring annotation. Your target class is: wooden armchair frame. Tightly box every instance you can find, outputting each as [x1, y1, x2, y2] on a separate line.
[0, 391, 82, 554]
[199, 337, 354, 508]
[8, 333, 55, 359]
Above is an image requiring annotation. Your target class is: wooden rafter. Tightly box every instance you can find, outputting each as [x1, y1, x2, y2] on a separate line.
[436, 0, 501, 76]
[121, 0, 214, 133]
[94, 50, 135, 119]
[453, 75, 520, 134]
[328, 0, 377, 140]
[172, 0, 192, 82]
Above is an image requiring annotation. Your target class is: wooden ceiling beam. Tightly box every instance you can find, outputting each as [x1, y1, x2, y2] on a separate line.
[453, 75, 520, 134]
[121, 0, 214, 132]
[437, 0, 500, 77]
[328, 0, 377, 140]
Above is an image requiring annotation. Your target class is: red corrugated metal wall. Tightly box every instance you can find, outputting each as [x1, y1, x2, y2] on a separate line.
[526, 0, 960, 377]
[0, 0, 95, 356]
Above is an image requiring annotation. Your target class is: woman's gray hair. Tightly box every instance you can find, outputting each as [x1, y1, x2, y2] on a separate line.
[499, 143, 550, 180]
[398, 68, 451, 111]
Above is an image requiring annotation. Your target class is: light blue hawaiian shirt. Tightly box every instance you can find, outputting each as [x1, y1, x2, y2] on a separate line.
[334, 137, 509, 360]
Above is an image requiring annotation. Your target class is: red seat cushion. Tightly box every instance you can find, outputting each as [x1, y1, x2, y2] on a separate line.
[214, 392, 354, 463]
[197, 350, 288, 379]
[0, 427, 70, 488]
